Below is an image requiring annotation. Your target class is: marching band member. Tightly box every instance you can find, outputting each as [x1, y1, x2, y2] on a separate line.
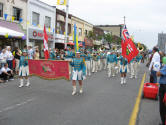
[85, 51, 92, 76]
[70, 52, 86, 95]
[97, 52, 101, 71]
[19, 50, 30, 88]
[119, 55, 128, 85]
[65, 48, 74, 75]
[107, 52, 117, 77]
[103, 51, 107, 70]
[92, 52, 98, 73]
[130, 56, 139, 79]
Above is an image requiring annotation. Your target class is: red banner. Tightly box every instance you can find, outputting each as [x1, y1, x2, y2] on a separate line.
[28, 60, 70, 80]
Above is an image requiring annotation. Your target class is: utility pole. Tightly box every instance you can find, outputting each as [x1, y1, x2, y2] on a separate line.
[64, 0, 69, 49]
[123, 16, 126, 25]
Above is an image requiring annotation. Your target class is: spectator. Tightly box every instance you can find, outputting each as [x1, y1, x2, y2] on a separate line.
[0, 63, 14, 82]
[15, 47, 21, 74]
[0, 49, 7, 67]
[0, 46, 2, 54]
[28, 46, 34, 59]
[157, 56, 166, 125]
[34, 47, 40, 60]
[149, 47, 160, 83]
[6, 46, 14, 70]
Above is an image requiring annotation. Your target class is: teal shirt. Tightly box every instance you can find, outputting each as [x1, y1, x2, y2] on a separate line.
[119, 56, 128, 66]
[85, 54, 91, 61]
[70, 58, 86, 75]
[19, 56, 28, 67]
[49, 51, 56, 60]
[107, 54, 117, 64]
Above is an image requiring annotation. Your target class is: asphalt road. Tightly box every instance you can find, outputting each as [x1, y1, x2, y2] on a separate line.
[0, 64, 155, 125]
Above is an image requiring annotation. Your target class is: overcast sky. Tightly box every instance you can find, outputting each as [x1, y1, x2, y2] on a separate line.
[41, 0, 166, 49]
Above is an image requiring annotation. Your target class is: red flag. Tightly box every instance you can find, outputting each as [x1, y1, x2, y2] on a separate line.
[121, 25, 139, 62]
[43, 25, 49, 59]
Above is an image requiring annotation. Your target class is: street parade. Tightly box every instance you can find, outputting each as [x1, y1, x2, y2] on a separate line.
[0, 0, 166, 125]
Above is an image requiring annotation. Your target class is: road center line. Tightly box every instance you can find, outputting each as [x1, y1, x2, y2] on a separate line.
[128, 73, 146, 125]
[0, 98, 35, 113]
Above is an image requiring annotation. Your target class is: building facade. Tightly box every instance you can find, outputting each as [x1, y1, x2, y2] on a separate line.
[0, 0, 27, 48]
[158, 33, 166, 53]
[27, 0, 56, 57]
[71, 15, 93, 48]
[55, 8, 72, 49]
[96, 25, 123, 38]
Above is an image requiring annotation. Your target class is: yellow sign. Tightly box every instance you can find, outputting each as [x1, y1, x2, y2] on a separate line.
[57, 0, 67, 5]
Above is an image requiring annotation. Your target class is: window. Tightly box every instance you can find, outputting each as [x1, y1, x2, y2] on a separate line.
[13, 7, 22, 21]
[0, 3, 3, 17]
[32, 12, 40, 26]
[85, 30, 88, 36]
[79, 28, 82, 36]
[45, 16, 51, 28]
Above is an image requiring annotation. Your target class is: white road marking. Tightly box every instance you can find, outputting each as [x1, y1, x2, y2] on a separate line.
[0, 98, 35, 113]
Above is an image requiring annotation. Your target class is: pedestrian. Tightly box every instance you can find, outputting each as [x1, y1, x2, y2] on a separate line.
[14, 47, 21, 74]
[18, 50, 30, 88]
[0, 63, 14, 82]
[0, 49, 7, 67]
[119, 55, 128, 85]
[6, 46, 14, 70]
[70, 52, 86, 95]
[157, 56, 166, 125]
[149, 47, 160, 83]
[34, 47, 40, 60]
[28, 46, 34, 59]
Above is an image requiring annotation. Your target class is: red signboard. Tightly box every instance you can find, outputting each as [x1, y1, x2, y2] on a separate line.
[28, 60, 70, 80]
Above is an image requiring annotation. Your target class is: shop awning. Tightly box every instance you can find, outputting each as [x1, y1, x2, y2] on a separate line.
[0, 20, 25, 38]
[0, 26, 24, 37]
[67, 42, 74, 45]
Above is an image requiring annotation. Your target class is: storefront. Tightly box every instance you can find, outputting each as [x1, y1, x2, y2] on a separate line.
[28, 28, 54, 58]
[93, 40, 102, 50]
[0, 20, 25, 50]
[84, 38, 93, 51]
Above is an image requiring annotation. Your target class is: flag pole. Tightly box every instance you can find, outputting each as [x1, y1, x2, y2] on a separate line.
[64, 0, 69, 49]
[26, 0, 30, 47]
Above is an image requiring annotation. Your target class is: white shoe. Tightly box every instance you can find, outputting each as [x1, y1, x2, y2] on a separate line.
[26, 82, 30, 87]
[124, 78, 126, 84]
[79, 88, 83, 94]
[130, 76, 133, 79]
[72, 86, 77, 95]
[19, 79, 24, 88]
[121, 78, 124, 85]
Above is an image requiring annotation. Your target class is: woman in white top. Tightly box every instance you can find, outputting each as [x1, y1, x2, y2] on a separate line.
[6, 46, 14, 69]
[0, 49, 7, 67]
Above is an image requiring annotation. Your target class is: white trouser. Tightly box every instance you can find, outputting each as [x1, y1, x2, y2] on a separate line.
[92, 60, 98, 73]
[103, 59, 107, 69]
[100, 59, 104, 70]
[107, 63, 116, 77]
[130, 62, 138, 77]
[86, 61, 91, 76]
[97, 60, 101, 71]
[90, 60, 93, 71]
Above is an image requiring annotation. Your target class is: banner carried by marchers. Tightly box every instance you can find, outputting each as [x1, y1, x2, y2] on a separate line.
[28, 60, 70, 80]
[121, 25, 139, 62]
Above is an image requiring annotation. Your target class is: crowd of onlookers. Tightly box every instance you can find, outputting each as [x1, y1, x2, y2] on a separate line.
[0, 45, 71, 83]
[0, 45, 40, 83]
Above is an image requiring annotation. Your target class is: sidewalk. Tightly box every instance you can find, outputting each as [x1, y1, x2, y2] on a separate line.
[137, 74, 161, 125]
